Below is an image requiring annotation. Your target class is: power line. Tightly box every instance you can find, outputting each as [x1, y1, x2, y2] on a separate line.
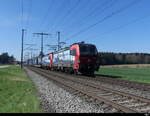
[83, 14, 150, 42]
[21, 0, 32, 29]
[24, 44, 36, 51]
[54, 0, 81, 30]
[68, 0, 115, 29]
[62, 0, 109, 31]
[45, 0, 66, 32]
[84, 0, 114, 19]
[33, 32, 51, 63]
[65, 0, 117, 38]
[64, 0, 142, 42]
[59, 0, 92, 31]
[39, 0, 54, 32]
[25, 0, 33, 30]
[21, 0, 24, 29]
[82, 0, 117, 23]
[26, 48, 39, 60]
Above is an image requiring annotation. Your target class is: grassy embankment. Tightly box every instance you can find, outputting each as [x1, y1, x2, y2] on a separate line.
[96, 64, 150, 83]
[0, 66, 42, 113]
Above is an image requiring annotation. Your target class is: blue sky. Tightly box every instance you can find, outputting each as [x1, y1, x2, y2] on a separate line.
[0, 0, 150, 61]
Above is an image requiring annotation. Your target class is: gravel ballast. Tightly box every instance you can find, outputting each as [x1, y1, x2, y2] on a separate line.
[25, 68, 106, 113]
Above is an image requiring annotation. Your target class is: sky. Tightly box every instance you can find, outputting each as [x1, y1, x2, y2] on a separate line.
[0, 0, 150, 61]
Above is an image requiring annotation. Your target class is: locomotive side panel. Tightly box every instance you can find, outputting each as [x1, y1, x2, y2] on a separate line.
[42, 55, 50, 67]
[59, 50, 74, 68]
[48, 54, 53, 68]
[70, 44, 80, 71]
[53, 53, 59, 67]
[53, 49, 74, 68]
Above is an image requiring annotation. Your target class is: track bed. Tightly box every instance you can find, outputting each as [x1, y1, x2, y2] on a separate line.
[27, 66, 150, 113]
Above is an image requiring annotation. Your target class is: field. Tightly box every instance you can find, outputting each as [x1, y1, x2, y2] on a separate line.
[0, 66, 41, 113]
[101, 64, 150, 68]
[96, 66, 150, 83]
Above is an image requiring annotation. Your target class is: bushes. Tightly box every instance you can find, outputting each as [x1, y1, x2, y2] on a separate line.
[0, 53, 15, 64]
[99, 52, 150, 65]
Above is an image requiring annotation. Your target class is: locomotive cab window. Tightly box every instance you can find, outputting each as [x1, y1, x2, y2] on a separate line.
[70, 49, 76, 56]
[80, 45, 98, 56]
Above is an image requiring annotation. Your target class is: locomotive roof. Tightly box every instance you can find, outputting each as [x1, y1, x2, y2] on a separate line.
[27, 42, 97, 61]
[71, 42, 96, 47]
[53, 47, 70, 54]
[52, 42, 96, 54]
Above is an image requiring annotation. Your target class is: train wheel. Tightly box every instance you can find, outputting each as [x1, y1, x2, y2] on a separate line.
[62, 68, 65, 72]
[69, 68, 74, 74]
[90, 72, 95, 78]
[64, 68, 68, 73]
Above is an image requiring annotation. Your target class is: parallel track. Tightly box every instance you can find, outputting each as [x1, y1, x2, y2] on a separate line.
[60, 72, 150, 92]
[38, 67, 150, 92]
[95, 74, 150, 92]
[27, 67, 150, 113]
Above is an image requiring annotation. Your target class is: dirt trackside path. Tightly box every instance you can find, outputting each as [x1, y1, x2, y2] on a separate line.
[0, 65, 10, 69]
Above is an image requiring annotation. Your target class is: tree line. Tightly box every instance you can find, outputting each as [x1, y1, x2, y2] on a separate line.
[99, 52, 150, 65]
[0, 53, 15, 64]
[1, 52, 150, 65]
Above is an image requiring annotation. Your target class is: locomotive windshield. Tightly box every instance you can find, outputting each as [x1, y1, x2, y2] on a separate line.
[80, 44, 98, 56]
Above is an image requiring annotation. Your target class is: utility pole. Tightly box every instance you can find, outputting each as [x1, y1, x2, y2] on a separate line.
[58, 31, 60, 51]
[57, 31, 66, 51]
[33, 32, 51, 63]
[21, 29, 26, 69]
[24, 52, 30, 63]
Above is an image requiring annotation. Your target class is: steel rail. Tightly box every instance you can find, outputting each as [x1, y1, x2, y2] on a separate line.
[27, 67, 138, 113]
[43, 68, 150, 92]
[34, 67, 150, 104]
[29, 67, 150, 108]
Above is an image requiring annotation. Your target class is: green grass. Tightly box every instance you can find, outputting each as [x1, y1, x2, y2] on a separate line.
[96, 67, 150, 83]
[0, 66, 42, 113]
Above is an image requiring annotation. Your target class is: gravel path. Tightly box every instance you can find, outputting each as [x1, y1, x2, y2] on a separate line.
[25, 68, 106, 113]
[0, 65, 10, 69]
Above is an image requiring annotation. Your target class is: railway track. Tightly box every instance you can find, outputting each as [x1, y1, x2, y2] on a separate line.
[37, 67, 150, 92]
[95, 74, 150, 92]
[55, 71, 150, 92]
[27, 67, 150, 113]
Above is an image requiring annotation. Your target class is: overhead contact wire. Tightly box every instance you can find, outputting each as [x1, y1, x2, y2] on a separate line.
[64, 0, 142, 42]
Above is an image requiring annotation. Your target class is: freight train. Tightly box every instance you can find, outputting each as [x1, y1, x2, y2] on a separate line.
[26, 42, 100, 76]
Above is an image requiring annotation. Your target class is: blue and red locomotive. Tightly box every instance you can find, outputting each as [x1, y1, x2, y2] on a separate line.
[28, 42, 100, 76]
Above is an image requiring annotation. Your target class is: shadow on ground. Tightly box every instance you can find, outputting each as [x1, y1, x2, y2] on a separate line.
[95, 74, 122, 79]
